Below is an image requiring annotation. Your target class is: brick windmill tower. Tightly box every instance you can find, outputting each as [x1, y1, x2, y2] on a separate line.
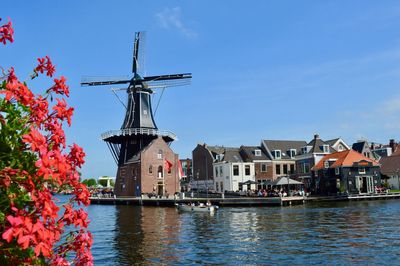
[81, 32, 191, 197]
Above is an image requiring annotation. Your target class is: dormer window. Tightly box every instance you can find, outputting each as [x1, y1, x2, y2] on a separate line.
[273, 150, 281, 159]
[323, 145, 330, 153]
[216, 154, 224, 161]
[254, 149, 262, 156]
[324, 161, 329, 169]
[289, 149, 296, 158]
[301, 147, 307, 154]
[338, 144, 344, 152]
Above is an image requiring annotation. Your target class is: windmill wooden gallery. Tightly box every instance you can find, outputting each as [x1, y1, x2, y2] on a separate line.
[81, 32, 191, 198]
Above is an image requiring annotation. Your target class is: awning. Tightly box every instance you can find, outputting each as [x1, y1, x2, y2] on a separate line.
[239, 180, 258, 185]
[273, 176, 303, 186]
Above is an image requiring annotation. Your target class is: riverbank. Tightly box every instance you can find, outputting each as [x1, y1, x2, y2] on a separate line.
[89, 192, 400, 206]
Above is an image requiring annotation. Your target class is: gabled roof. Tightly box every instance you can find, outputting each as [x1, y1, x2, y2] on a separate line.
[240, 146, 269, 161]
[380, 155, 400, 175]
[205, 145, 225, 155]
[262, 140, 307, 160]
[352, 141, 366, 153]
[307, 137, 335, 153]
[325, 138, 340, 146]
[352, 141, 381, 161]
[223, 148, 243, 162]
[313, 150, 380, 171]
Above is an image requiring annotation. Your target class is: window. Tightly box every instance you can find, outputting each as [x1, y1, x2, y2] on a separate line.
[301, 147, 307, 154]
[245, 165, 250, 176]
[216, 182, 219, 192]
[303, 163, 310, 173]
[148, 165, 153, 174]
[216, 166, 219, 177]
[323, 145, 330, 153]
[158, 166, 163, 178]
[276, 164, 281, 175]
[324, 161, 329, 169]
[359, 167, 366, 174]
[261, 164, 267, 172]
[290, 164, 295, 174]
[338, 145, 344, 152]
[233, 165, 239, 176]
[220, 181, 224, 192]
[273, 150, 281, 159]
[283, 164, 288, 174]
[335, 168, 340, 175]
[220, 166, 223, 176]
[290, 149, 296, 158]
[157, 149, 163, 159]
[255, 149, 262, 156]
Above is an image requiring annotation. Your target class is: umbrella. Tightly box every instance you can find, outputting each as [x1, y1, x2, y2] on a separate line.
[240, 180, 258, 185]
[273, 176, 303, 186]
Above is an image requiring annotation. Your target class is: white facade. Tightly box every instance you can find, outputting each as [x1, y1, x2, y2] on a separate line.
[213, 162, 255, 192]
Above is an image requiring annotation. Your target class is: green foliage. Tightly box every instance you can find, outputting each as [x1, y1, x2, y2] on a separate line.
[82, 178, 97, 187]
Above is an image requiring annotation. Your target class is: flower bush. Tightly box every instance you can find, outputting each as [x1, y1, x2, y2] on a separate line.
[0, 18, 93, 265]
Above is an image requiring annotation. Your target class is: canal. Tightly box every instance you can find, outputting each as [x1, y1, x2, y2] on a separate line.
[87, 199, 400, 265]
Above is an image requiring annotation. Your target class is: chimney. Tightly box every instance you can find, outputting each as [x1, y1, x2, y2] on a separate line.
[314, 134, 320, 139]
[390, 139, 396, 152]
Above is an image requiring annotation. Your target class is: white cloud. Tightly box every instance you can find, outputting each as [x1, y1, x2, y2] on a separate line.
[155, 7, 197, 38]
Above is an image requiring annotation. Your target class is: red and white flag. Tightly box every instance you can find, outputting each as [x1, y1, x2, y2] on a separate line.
[164, 159, 173, 172]
[178, 160, 184, 179]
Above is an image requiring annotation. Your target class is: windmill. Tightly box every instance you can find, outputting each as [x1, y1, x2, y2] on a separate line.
[81, 32, 192, 196]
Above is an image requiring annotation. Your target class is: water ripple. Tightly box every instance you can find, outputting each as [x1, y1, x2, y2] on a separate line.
[87, 200, 400, 265]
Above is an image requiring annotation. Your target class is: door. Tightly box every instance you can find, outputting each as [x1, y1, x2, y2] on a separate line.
[157, 182, 164, 196]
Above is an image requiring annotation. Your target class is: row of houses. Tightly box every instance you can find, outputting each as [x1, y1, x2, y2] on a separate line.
[185, 135, 400, 195]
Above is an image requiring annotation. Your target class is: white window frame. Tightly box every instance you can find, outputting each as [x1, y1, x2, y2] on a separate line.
[335, 167, 340, 175]
[261, 163, 267, 172]
[323, 145, 330, 153]
[290, 149, 296, 158]
[359, 167, 366, 174]
[233, 165, 239, 176]
[255, 149, 262, 156]
[273, 150, 281, 159]
[324, 161, 329, 169]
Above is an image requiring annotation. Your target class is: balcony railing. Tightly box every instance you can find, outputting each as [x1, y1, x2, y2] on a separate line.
[101, 128, 177, 140]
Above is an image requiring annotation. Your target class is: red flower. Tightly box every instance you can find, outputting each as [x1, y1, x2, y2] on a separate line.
[52, 98, 74, 126]
[0, 18, 14, 45]
[22, 127, 48, 155]
[51, 76, 70, 96]
[68, 144, 86, 168]
[35, 56, 56, 77]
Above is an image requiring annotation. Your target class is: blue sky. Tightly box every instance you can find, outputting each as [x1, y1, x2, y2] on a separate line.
[2, 1, 400, 179]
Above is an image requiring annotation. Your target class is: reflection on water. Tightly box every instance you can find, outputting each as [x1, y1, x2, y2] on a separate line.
[88, 201, 400, 265]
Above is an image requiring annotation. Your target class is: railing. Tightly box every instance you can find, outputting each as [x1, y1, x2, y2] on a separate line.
[101, 127, 177, 140]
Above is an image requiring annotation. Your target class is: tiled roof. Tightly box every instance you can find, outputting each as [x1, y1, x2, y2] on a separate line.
[223, 148, 243, 162]
[240, 146, 269, 161]
[380, 155, 400, 174]
[352, 141, 366, 153]
[325, 138, 340, 146]
[307, 137, 335, 153]
[313, 150, 380, 171]
[263, 140, 307, 160]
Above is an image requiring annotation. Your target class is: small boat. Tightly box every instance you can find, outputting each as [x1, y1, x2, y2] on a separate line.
[175, 203, 219, 213]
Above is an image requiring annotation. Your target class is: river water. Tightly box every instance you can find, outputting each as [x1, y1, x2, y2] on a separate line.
[86, 200, 400, 265]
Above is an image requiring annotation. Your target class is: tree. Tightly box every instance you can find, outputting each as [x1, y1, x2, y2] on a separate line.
[0, 18, 93, 265]
[82, 178, 97, 188]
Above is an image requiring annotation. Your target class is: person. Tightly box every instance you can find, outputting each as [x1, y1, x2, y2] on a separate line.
[206, 200, 211, 206]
